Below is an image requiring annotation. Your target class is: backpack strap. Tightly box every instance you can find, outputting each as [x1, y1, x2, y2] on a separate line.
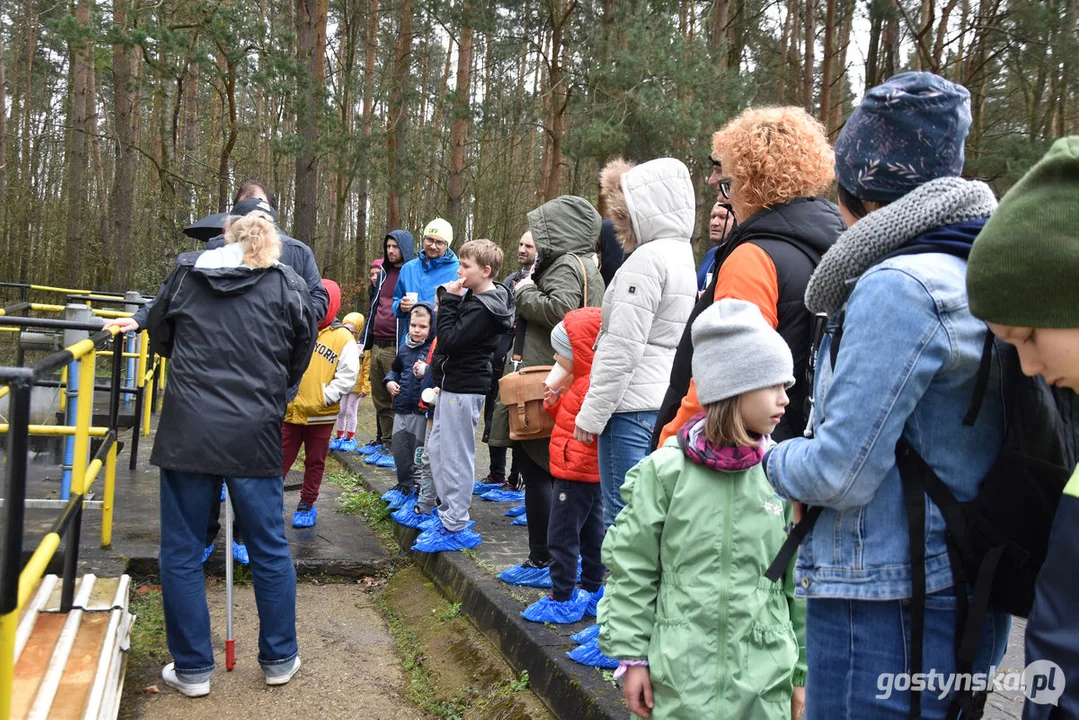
[898, 440, 928, 720]
[963, 332, 995, 427]
[763, 506, 822, 583]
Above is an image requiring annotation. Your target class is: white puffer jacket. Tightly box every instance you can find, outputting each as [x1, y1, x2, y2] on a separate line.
[576, 158, 698, 434]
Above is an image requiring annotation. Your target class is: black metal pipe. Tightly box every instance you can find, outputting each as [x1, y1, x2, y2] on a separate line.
[59, 502, 82, 612]
[23, 328, 113, 380]
[0, 281, 31, 290]
[110, 335, 123, 432]
[151, 361, 161, 416]
[33, 378, 138, 395]
[0, 384, 32, 615]
[129, 375, 144, 472]
[46, 492, 85, 539]
[1, 301, 30, 315]
[0, 316, 105, 332]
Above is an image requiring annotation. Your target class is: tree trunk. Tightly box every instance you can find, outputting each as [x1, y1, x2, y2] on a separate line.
[541, 0, 574, 202]
[0, 0, 7, 247]
[355, 0, 379, 296]
[217, 45, 238, 212]
[446, 2, 474, 233]
[294, 0, 328, 246]
[866, 0, 883, 91]
[109, 0, 138, 290]
[386, 0, 413, 230]
[64, 0, 92, 286]
[710, 0, 730, 68]
[830, 0, 854, 135]
[819, 0, 835, 126]
[802, 0, 815, 112]
[933, 0, 961, 72]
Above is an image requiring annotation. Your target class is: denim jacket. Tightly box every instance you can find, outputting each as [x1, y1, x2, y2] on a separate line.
[766, 252, 1005, 600]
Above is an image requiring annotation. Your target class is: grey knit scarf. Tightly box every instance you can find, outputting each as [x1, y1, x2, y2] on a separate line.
[805, 177, 998, 316]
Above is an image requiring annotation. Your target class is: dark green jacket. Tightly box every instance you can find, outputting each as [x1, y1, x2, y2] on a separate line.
[488, 195, 605, 470]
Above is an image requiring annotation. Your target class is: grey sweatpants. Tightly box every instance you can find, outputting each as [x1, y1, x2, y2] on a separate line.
[415, 422, 436, 514]
[391, 413, 428, 492]
[428, 390, 485, 532]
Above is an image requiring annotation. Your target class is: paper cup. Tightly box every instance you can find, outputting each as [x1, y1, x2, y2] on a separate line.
[405, 292, 419, 304]
[421, 388, 438, 406]
[544, 363, 571, 390]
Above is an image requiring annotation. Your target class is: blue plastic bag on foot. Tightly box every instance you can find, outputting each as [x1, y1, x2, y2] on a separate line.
[567, 638, 618, 669]
[504, 504, 526, 517]
[480, 489, 526, 503]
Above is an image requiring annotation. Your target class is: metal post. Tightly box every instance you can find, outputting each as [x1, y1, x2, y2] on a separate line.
[122, 291, 141, 408]
[61, 304, 93, 500]
[0, 383, 32, 720]
[129, 372, 143, 472]
[109, 334, 123, 432]
[59, 500, 83, 613]
[15, 287, 28, 367]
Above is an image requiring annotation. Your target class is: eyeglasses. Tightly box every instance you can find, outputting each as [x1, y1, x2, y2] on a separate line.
[718, 178, 732, 199]
[709, 155, 721, 168]
[424, 236, 448, 248]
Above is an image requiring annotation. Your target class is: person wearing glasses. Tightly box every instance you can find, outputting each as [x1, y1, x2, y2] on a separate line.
[393, 218, 461, 319]
[653, 107, 844, 449]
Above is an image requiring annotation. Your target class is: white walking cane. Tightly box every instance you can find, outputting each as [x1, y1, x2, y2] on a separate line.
[224, 484, 236, 671]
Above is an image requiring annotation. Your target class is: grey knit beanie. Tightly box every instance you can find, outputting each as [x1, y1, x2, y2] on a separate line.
[550, 321, 573, 361]
[692, 299, 795, 405]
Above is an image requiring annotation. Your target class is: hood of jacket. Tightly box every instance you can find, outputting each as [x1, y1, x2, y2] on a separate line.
[420, 247, 458, 272]
[320, 279, 342, 329]
[725, 196, 841, 259]
[528, 196, 602, 277]
[470, 282, 515, 332]
[601, 158, 695, 253]
[184, 245, 274, 296]
[385, 229, 416, 266]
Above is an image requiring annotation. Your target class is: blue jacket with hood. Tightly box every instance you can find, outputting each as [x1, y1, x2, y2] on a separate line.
[384, 302, 436, 415]
[361, 229, 416, 350]
[392, 247, 460, 318]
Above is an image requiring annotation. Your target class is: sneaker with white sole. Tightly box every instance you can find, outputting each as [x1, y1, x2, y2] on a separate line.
[161, 662, 211, 697]
[264, 655, 301, 686]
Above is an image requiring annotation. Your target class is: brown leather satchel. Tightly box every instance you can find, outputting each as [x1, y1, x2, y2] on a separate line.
[499, 255, 590, 442]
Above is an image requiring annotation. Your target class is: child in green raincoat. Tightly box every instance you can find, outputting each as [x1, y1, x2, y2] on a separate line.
[598, 299, 806, 720]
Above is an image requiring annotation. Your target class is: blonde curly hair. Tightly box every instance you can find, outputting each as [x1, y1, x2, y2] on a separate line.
[712, 107, 834, 219]
[224, 212, 281, 269]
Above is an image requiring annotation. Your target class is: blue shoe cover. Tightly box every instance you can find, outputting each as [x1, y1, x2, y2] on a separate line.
[363, 452, 382, 465]
[232, 541, 250, 566]
[381, 487, 406, 506]
[374, 453, 396, 469]
[201, 543, 215, 564]
[392, 502, 435, 529]
[521, 589, 590, 624]
[220, 484, 227, 502]
[472, 481, 502, 495]
[358, 442, 382, 455]
[570, 623, 601, 645]
[511, 514, 528, 526]
[504, 504, 526, 517]
[411, 524, 483, 553]
[339, 438, 358, 452]
[387, 490, 415, 511]
[292, 503, 318, 528]
[480, 489, 526, 503]
[418, 517, 473, 532]
[585, 586, 604, 617]
[567, 638, 618, 669]
[329, 437, 343, 451]
[497, 563, 552, 588]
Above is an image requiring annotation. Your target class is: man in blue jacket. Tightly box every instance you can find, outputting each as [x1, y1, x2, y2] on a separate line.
[393, 218, 460, 318]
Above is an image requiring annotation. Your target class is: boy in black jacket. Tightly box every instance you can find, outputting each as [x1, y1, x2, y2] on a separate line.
[414, 240, 515, 552]
[382, 303, 435, 505]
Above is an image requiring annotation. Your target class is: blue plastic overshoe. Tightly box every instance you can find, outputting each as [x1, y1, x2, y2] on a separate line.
[511, 514, 528, 526]
[358, 442, 382, 455]
[329, 437, 343, 451]
[374, 453, 396, 469]
[201, 543, 215, 564]
[480, 489, 526, 503]
[472, 481, 503, 495]
[570, 623, 601, 645]
[292, 502, 318, 528]
[521, 589, 590, 624]
[339, 438, 358, 452]
[585, 586, 604, 617]
[567, 638, 618, 669]
[418, 517, 473, 532]
[504, 504, 526, 517]
[411, 524, 483, 553]
[392, 502, 435, 529]
[381, 487, 406, 506]
[387, 488, 415, 510]
[497, 563, 553, 588]
[232, 540, 250, 566]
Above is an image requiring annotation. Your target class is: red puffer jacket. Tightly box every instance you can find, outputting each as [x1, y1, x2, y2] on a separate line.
[547, 307, 602, 482]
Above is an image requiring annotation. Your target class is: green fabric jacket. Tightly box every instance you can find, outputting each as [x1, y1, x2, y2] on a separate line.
[598, 439, 807, 720]
[488, 196, 605, 468]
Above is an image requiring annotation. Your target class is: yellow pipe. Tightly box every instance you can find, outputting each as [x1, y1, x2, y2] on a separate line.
[102, 443, 117, 547]
[18, 533, 61, 609]
[59, 365, 67, 413]
[157, 357, 167, 410]
[0, 609, 14, 719]
[81, 458, 103, 496]
[30, 283, 92, 294]
[71, 351, 96, 496]
[29, 303, 65, 313]
[66, 337, 98, 363]
[0, 326, 19, 332]
[95, 351, 141, 359]
[91, 309, 133, 319]
[0, 424, 109, 437]
[0, 385, 9, 401]
[139, 331, 151, 436]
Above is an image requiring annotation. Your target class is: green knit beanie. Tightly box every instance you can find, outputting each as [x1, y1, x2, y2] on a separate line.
[967, 136, 1079, 328]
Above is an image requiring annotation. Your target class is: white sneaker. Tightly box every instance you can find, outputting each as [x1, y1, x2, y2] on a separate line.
[161, 662, 210, 697]
[264, 655, 301, 686]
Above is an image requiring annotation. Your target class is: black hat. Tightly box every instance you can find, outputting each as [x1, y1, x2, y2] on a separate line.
[230, 197, 278, 224]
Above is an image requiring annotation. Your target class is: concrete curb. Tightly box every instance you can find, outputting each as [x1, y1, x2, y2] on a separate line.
[335, 451, 625, 720]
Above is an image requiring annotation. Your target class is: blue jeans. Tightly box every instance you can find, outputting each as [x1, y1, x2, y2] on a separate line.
[805, 591, 1011, 719]
[597, 410, 658, 528]
[159, 469, 298, 679]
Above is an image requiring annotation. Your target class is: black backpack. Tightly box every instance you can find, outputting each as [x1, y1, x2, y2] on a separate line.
[765, 244, 1073, 720]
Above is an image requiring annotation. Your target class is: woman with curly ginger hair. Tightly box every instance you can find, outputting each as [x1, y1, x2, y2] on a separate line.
[654, 106, 844, 449]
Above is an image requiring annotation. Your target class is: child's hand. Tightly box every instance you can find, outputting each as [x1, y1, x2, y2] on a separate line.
[386, 381, 401, 397]
[791, 686, 805, 719]
[622, 666, 654, 718]
[543, 386, 561, 407]
[413, 360, 427, 377]
[445, 279, 466, 296]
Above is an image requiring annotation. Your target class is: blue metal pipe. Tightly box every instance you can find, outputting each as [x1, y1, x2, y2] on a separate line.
[60, 358, 79, 500]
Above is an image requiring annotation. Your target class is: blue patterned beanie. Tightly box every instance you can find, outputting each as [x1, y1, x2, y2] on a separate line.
[834, 71, 972, 203]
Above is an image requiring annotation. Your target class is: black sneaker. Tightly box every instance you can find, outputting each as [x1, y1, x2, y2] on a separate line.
[484, 473, 505, 485]
[520, 558, 553, 570]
